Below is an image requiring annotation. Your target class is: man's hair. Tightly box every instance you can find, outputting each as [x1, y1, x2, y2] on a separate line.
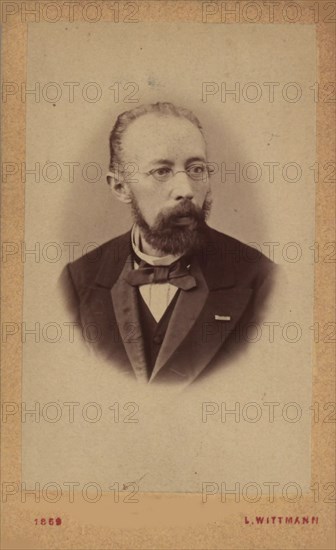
[108, 102, 203, 171]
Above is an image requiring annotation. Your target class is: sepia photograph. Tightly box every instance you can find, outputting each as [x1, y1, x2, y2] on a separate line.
[1, 2, 335, 549]
[61, 100, 277, 385]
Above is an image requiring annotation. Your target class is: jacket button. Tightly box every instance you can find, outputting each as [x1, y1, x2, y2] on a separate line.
[153, 335, 163, 344]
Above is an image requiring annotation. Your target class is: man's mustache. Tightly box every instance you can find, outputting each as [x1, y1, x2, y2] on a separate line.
[156, 200, 205, 226]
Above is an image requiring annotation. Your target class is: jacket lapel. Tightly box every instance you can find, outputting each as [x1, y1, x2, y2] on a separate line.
[78, 231, 133, 363]
[149, 260, 209, 381]
[149, 236, 253, 383]
[85, 230, 148, 382]
[175, 286, 252, 384]
[111, 257, 148, 383]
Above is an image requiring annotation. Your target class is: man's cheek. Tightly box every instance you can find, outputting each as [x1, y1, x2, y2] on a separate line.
[140, 202, 156, 225]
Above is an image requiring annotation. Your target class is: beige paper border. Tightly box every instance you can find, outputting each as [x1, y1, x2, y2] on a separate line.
[1, 1, 335, 548]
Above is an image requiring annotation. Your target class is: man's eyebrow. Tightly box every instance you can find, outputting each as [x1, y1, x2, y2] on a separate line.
[147, 156, 206, 168]
[186, 156, 206, 164]
[148, 159, 174, 167]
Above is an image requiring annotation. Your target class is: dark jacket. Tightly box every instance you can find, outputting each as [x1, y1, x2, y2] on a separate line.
[61, 226, 275, 384]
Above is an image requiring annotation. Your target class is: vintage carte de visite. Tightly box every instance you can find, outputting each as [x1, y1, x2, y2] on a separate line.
[1, 1, 335, 549]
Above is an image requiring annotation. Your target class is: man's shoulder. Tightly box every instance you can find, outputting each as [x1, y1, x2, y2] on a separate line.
[205, 226, 272, 265]
[72, 230, 130, 266]
[65, 230, 131, 290]
[204, 225, 276, 291]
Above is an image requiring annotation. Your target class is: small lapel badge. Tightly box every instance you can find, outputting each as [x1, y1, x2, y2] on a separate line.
[215, 315, 231, 321]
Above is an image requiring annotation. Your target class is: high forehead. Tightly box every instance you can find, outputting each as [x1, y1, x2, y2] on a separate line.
[121, 113, 206, 163]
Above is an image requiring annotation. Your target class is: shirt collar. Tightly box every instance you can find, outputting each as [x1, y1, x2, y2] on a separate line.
[131, 225, 182, 267]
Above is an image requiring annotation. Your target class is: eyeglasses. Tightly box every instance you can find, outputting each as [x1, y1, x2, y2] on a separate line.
[142, 163, 216, 183]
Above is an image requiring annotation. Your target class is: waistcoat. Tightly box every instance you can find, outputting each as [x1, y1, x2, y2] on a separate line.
[136, 289, 181, 376]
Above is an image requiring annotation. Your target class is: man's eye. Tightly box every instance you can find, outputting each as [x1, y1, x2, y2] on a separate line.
[188, 164, 206, 174]
[154, 167, 171, 176]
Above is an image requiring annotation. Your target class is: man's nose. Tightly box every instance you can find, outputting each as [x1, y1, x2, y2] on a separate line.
[171, 172, 194, 201]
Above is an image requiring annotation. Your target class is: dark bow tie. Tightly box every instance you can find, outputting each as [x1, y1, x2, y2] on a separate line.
[125, 258, 197, 291]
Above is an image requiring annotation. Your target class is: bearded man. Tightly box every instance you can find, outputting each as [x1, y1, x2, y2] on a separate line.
[62, 102, 275, 385]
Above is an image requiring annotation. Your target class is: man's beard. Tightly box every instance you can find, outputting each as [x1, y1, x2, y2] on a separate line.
[130, 193, 212, 256]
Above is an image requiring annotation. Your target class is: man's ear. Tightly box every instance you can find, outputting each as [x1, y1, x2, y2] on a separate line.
[106, 171, 132, 204]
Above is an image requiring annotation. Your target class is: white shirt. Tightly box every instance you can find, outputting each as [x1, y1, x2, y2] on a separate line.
[131, 225, 182, 322]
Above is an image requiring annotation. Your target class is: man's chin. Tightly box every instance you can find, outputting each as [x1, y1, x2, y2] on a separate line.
[143, 223, 207, 256]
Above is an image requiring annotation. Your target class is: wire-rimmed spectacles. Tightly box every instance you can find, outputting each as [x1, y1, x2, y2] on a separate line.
[142, 162, 216, 183]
